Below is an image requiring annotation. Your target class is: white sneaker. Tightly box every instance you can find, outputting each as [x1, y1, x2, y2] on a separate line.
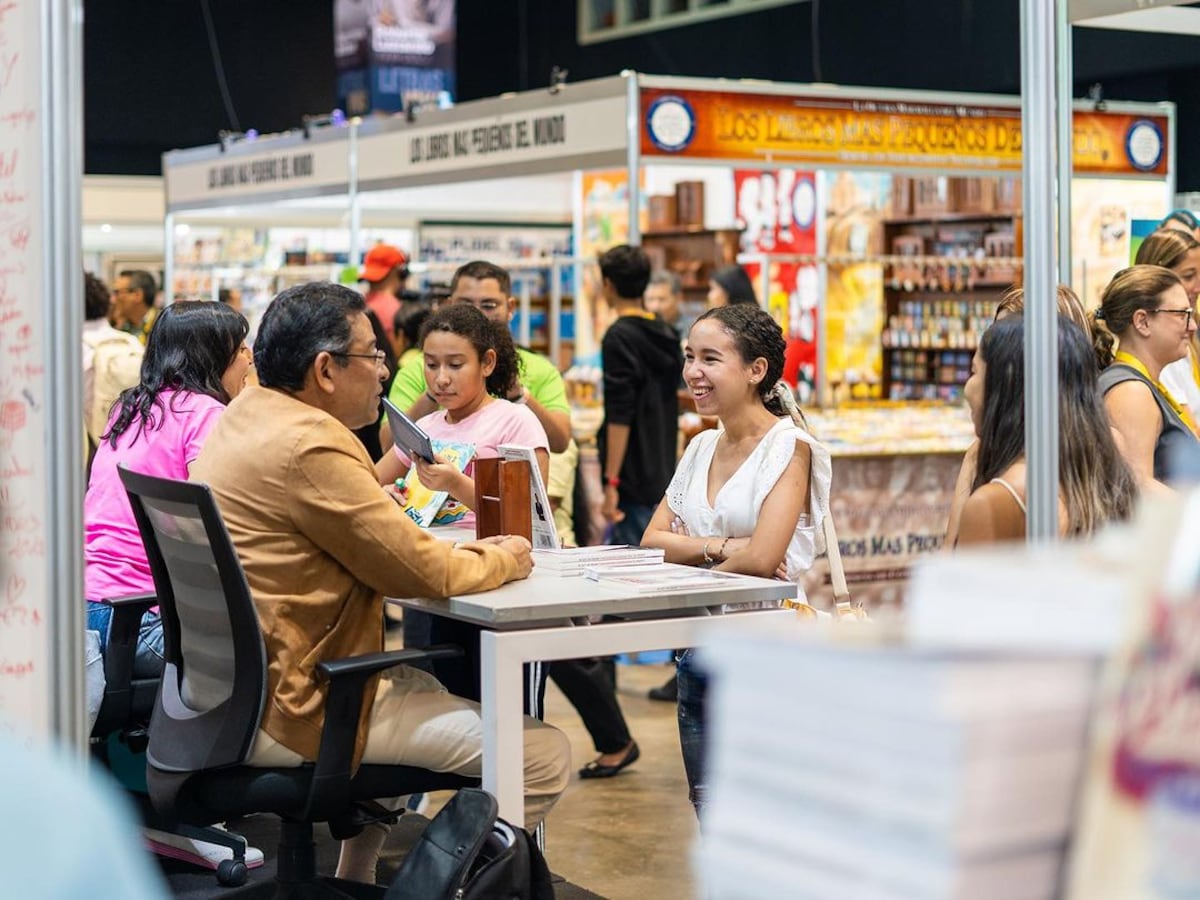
[143, 826, 265, 870]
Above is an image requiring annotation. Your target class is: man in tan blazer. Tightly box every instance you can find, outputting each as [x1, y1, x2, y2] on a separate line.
[192, 281, 568, 884]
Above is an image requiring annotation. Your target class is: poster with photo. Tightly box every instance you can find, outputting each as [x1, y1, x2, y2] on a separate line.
[734, 168, 818, 403]
[335, 0, 456, 115]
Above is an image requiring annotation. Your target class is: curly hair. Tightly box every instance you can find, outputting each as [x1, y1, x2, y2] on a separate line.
[419, 303, 522, 398]
[692, 304, 787, 413]
[104, 301, 248, 448]
[84, 271, 110, 321]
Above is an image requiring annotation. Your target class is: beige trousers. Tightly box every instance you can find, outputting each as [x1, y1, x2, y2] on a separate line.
[248, 664, 570, 830]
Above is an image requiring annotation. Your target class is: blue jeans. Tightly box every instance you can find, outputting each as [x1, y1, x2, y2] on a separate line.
[609, 502, 656, 547]
[676, 647, 708, 817]
[86, 602, 166, 679]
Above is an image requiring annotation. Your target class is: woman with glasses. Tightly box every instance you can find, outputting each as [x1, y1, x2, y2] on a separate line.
[85, 300, 251, 677]
[1095, 265, 1200, 492]
[1135, 229, 1200, 418]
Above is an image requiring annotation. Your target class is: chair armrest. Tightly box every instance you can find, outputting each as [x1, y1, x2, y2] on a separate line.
[303, 644, 463, 820]
[92, 593, 158, 738]
[315, 644, 464, 681]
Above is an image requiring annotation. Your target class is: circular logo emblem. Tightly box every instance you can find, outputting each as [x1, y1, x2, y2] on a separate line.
[792, 178, 816, 229]
[646, 96, 695, 153]
[1125, 120, 1163, 172]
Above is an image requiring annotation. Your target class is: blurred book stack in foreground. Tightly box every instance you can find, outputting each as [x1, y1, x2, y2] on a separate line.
[699, 632, 1100, 900]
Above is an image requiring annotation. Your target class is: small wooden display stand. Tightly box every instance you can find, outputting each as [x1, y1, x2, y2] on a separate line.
[473, 457, 533, 542]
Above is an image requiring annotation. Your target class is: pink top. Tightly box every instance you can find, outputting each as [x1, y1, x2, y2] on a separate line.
[365, 290, 401, 333]
[394, 398, 549, 526]
[84, 389, 226, 604]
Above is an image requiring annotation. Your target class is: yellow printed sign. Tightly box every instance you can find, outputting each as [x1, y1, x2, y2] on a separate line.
[641, 88, 1168, 177]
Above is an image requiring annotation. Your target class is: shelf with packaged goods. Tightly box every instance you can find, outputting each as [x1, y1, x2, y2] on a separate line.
[880, 200, 1021, 402]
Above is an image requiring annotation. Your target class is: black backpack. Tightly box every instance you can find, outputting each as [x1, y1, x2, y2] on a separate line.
[385, 789, 554, 900]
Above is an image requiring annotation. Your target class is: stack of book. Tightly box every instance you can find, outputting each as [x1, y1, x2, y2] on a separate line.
[530, 545, 663, 576]
[698, 632, 1099, 900]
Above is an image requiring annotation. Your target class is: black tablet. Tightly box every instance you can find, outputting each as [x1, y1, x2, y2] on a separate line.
[382, 397, 436, 464]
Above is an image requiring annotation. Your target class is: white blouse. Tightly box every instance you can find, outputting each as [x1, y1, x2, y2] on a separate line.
[665, 418, 833, 601]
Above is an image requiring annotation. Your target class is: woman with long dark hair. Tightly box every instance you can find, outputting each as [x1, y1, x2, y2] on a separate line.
[956, 314, 1137, 544]
[85, 300, 251, 675]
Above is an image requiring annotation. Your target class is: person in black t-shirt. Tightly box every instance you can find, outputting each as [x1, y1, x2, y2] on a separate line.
[598, 245, 684, 545]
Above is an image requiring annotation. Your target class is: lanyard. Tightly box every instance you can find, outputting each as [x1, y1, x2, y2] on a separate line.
[1114, 350, 1199, 433]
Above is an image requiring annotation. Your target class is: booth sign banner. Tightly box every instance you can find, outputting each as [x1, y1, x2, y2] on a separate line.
[167, 140, 351, 207]
[642, 88, 1169, 176]
[357, 95, 627, 183]
[801, 451, 962, 612]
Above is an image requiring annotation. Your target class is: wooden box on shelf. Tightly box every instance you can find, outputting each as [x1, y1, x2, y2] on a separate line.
[641, 227, 742, 294]
[952, 178, 996, 214]
[913, 177, 951, 216]
[675, 181, 706, 227]
[891, 176, 913, 217]
[648, 195, 677, 230]
[995, 178, 1022, 213]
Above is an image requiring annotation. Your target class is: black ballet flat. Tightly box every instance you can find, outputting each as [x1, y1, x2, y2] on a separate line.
[578, 741, 640, 779]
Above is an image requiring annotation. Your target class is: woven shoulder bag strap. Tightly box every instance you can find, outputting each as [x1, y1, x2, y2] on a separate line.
[821, 510, 860, 617]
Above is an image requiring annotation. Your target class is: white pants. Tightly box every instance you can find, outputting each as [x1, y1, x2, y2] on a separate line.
[248, 664, 570, 829]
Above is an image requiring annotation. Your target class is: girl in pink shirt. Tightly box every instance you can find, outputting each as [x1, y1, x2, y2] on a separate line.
[374, 303, 549, 706]
[85, 301, 251, 677]
[375, 303, 550, 518]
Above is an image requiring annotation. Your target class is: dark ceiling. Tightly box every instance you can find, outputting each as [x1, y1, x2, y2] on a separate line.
[83, 0, 1200, 188]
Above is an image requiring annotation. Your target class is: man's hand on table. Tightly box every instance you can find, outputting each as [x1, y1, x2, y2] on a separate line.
[467, 534, 533, 580]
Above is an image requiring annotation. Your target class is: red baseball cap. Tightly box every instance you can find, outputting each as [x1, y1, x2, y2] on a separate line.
[359, 244, 409, 282]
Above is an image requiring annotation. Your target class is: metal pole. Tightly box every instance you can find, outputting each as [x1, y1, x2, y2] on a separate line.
[348, 120, 362, 284]
[1021, 0, 1061, 544]
[1056, 1, 1073, 285]
[44, 0, 86, 749]
[757, 253, 770, 311]
[814, 171, 829, 407]
[625, 71, 641, 246]
[164, 212, 175, 304]
[549, 259, 562, 367]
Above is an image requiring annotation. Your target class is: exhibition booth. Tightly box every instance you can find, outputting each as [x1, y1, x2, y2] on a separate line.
[162, 71, 1176, 606]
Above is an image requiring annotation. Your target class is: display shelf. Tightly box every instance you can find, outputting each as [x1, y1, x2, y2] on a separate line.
[805, 403, 975, 457]
[881, 206, 1020, 401]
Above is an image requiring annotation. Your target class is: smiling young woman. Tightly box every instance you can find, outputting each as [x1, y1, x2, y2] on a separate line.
[640, 303, 832, 816]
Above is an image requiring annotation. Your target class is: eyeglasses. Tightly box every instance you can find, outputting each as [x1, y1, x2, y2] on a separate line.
[332, 347, 388, 366]
[1149, 307, 1195, 326]
[450, 297, 506, 313]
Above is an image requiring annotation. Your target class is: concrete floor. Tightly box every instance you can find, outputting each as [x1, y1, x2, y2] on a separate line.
[540, 662, 699, 900]
[418, 660, 699, 900]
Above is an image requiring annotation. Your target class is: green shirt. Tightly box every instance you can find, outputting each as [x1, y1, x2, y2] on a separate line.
[388, 346, 569, 415]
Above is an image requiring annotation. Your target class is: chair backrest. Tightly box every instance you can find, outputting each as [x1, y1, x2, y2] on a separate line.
[118, 465, 267, 775]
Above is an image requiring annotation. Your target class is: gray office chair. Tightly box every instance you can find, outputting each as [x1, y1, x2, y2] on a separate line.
[118, 465, 477, 897]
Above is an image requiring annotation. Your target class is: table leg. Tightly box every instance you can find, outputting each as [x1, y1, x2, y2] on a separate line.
[480, 628, 526, 824]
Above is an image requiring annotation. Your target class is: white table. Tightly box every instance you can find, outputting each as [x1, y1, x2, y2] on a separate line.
[390, 555, 796, 823]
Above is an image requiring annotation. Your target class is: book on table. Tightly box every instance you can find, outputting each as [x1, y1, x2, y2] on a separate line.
[583, 561, 745, 594]
[531, 545, 665, 574]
